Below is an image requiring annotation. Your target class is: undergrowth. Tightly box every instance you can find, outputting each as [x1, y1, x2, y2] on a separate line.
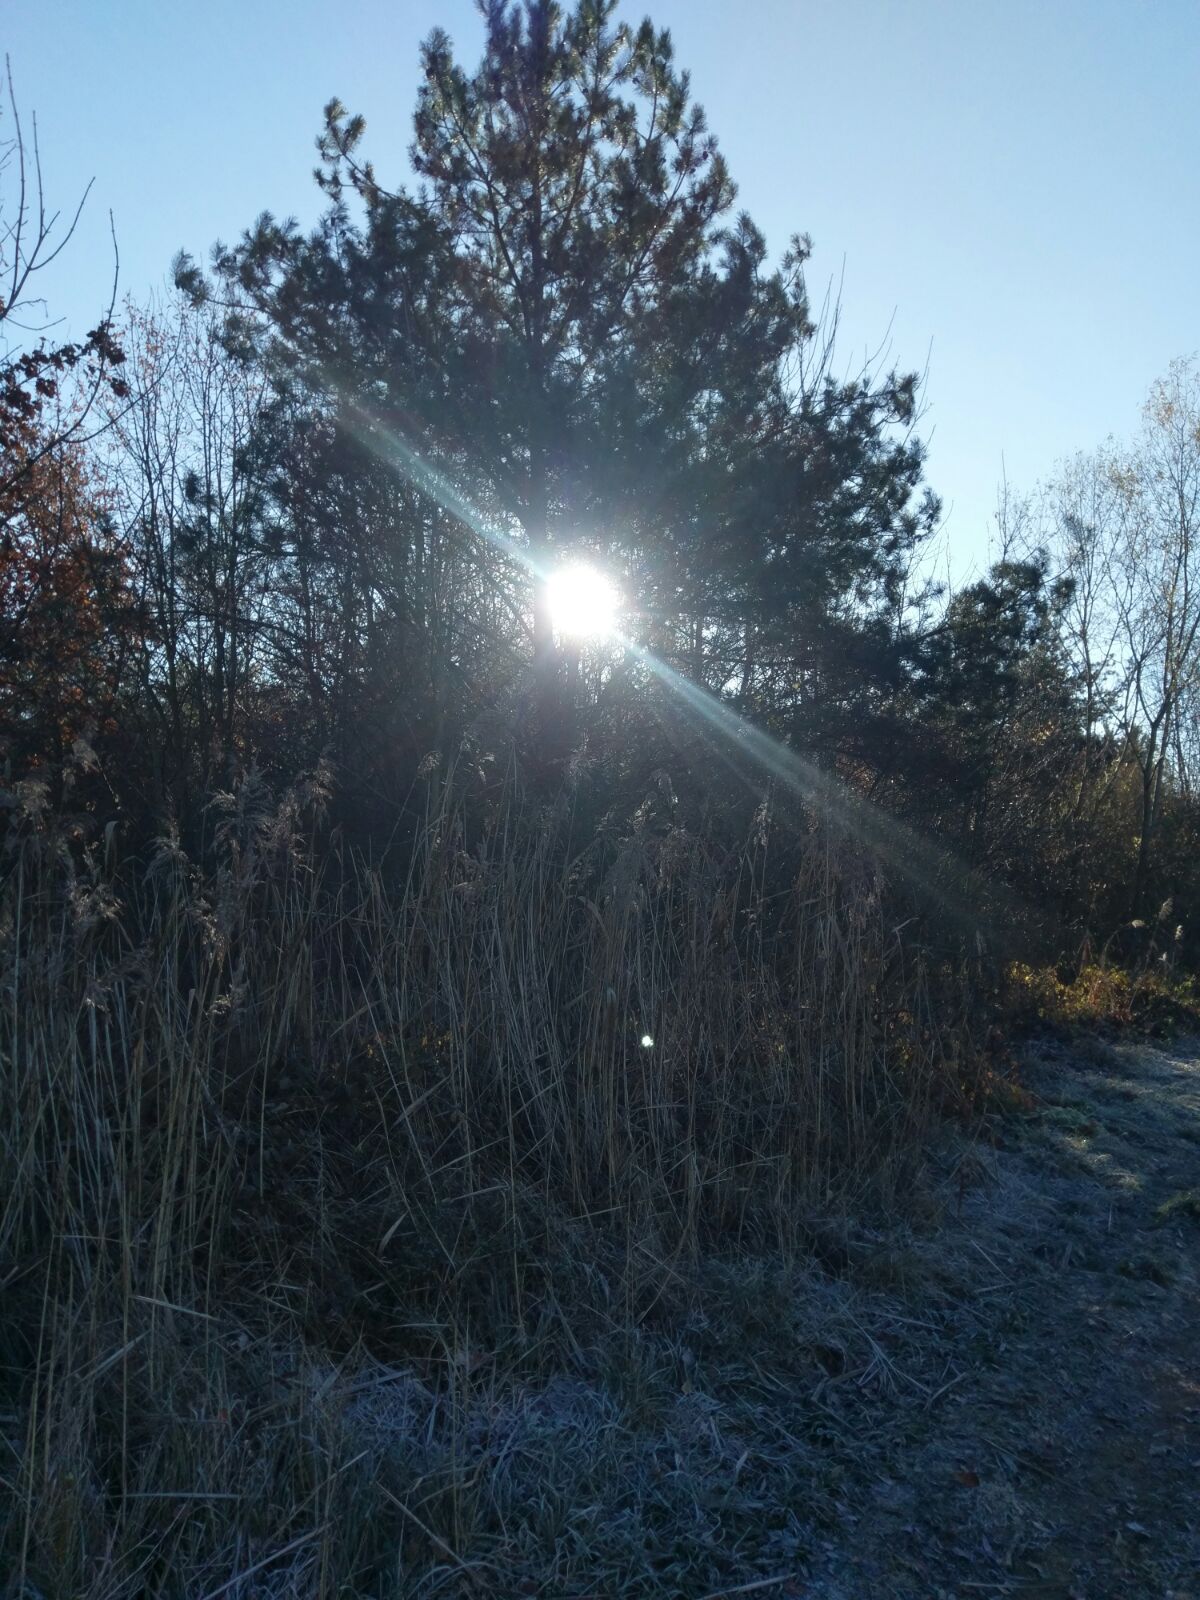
[0, 759, 987, 1597]
[1007, 958, 1200, 1037]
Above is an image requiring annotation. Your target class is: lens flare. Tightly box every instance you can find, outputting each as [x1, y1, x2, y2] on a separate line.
[316, 376, 1033, 948]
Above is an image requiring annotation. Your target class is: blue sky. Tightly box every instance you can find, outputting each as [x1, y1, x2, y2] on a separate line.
[6, 0, 1198, 578]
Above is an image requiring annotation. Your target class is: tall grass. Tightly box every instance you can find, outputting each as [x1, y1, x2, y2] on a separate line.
[0, 760, 978, 1596]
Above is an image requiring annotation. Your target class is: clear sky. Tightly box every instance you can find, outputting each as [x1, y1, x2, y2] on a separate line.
[6, 0, 1198, 578]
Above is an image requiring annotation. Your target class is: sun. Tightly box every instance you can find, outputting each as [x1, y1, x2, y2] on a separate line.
[546, 562, 620, 642]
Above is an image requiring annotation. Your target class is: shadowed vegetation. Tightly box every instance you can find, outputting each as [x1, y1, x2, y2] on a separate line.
[1, 763, 985, 1594]
[2, 3, 1200, 1593]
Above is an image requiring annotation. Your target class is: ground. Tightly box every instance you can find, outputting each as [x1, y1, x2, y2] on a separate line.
[288, 1031, 1199, 1598]
[790, 1031, 1200, 1600]
[24, 1032, 1194, 1597]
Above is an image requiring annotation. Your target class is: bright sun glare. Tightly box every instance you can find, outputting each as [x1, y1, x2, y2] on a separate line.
[546, 563, 619, 642]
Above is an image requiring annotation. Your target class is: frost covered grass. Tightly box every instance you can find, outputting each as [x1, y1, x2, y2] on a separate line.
[0, 761, 985, 1597]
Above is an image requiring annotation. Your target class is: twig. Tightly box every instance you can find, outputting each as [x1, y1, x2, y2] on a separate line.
[969, 1239, 1013, 1281]
[122, 1491, 242, 1501]
[924, 1368, 967, 1408]
[378, 1484, 489, 1578]
[697, 1577, 796, 1600]
[133, 1293, 220, 1321]
[196, 1527, 324, 1600]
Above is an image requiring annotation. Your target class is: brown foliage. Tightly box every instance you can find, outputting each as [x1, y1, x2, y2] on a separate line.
[0, 415, 145, 771]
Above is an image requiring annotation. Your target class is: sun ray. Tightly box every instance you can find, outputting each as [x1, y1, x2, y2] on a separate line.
[319, 379, 1031, 944]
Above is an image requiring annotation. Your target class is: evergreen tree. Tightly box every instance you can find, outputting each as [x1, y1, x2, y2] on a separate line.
[915, 555, 1088, 904]
[179, 0, 939, 783]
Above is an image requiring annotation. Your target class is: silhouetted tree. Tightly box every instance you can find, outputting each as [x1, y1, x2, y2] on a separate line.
[176, 0, 938, 787]
[0, 62, 141, 784]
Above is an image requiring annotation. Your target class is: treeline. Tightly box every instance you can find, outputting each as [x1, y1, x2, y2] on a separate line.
[3, 1, 1199, 963]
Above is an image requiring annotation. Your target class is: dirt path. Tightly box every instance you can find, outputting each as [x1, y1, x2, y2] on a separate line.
[803, 1033, 1200, 1598]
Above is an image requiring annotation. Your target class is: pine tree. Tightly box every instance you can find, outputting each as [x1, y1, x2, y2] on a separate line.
[187, 0, 939, 776]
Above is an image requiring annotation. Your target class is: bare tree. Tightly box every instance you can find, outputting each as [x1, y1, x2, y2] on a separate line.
[1110, 358, 1200, 909]
[0, 58, 126, 498]
[106, 297, 273, 786]
[1043, 452, 1129, 812]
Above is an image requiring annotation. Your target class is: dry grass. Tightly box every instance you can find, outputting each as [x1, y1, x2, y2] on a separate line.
[0, 760, 980, 1597]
